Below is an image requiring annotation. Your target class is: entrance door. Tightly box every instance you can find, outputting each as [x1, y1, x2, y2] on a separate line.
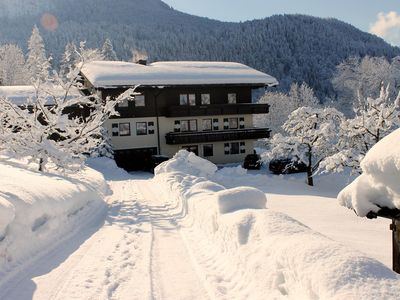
[182, 145, 199, 156]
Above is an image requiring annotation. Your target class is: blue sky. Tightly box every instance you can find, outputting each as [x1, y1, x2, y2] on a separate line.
[163, 0, 400, 46]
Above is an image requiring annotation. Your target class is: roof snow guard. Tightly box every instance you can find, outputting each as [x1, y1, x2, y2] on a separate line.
[80, 61, 279, 88]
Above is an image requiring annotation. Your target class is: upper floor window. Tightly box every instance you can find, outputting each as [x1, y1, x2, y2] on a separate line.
[175, 120, 198, 132]
[119, 123, 131, 136]
[201, 94, 210, 105]
[202, 119, 212, 131]
[135, 95, 145, 107]
[180, 94, 196, 106]
[228, 93, 236, 104]
[180, 94, 188, 105]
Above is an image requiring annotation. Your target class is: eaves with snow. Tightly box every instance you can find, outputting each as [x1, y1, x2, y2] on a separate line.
[80, 61, 279, 88]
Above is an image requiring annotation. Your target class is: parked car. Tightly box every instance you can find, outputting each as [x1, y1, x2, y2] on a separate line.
[147, 155, 170, 173]
[243, 153, 262, 170]
[269, 158, 307, 174]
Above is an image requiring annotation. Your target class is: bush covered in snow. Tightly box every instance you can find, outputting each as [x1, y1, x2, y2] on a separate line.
[338, 128, 400, 217]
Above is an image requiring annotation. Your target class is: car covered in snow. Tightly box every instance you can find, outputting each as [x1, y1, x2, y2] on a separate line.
[242, 153, 262, 170]
[268, 158, 307, 174]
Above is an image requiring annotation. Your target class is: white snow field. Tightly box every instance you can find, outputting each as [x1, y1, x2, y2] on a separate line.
[0, 152, 399, 299]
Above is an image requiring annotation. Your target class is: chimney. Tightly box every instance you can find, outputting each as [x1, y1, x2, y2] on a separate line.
[136, 59, 147, 65]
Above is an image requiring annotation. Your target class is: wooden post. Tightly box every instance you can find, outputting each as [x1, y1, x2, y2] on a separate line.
[391, 219, 400, 273]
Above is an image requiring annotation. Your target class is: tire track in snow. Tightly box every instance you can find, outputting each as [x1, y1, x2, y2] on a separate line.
[135, 181, 212, 300]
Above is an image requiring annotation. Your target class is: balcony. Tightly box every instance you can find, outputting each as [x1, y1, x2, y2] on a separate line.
[165, 128, 270, 145]
[165, 103, 269, 117]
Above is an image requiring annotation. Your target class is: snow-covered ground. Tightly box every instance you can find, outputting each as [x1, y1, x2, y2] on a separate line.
[0, 152, 398, 299]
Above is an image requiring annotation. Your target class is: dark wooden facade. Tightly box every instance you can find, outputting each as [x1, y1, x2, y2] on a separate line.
[96, 85, 269, 119]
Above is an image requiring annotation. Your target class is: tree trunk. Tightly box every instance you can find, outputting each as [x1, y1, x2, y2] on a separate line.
[38, 158, 43, 172]
[307, 166, 314, 186]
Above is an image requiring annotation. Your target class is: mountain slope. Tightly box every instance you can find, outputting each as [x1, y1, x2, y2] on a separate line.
[0, 0, 399, 99]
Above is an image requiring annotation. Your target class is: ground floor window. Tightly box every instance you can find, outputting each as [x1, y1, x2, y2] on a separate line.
[203, 144, 213, 157]
[136, 122, 147, 135]
[112, 122, 130, 136]
[202, 119, 212, 131]
[224, 142, 244, 155]
[182, 145, 199, 155]
[180, 119, 197, 132]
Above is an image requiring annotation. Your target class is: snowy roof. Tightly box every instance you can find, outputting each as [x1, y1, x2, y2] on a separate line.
[0, 85, 81, 105]
[80, 61, 279, 88]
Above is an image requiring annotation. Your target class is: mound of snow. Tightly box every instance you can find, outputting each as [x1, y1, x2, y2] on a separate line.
[153, 152, 400, 299]
[0, 159, 108, 273]
[217, 187, 266, 214]
[155, 150, 217, 177]
[338, 129, 400, 216]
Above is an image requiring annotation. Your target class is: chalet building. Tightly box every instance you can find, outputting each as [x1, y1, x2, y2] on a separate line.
[80, 61, 278, 170]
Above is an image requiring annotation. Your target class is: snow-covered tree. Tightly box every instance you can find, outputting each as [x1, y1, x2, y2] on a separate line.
[60, 42, 79, 80]
[266, 107, 344, 186]
[332, 56, 400, 115]
[0, 44, 28, 85]
[26, 25, 51, 82]
[255, 82, 319, 134]
[321, 85, 400, 174]
[0, 48, 137, 172]
[101, 38, 118, 61]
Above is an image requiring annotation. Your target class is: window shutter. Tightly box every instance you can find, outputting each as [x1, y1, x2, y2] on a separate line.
[223, 118, 229, 130]
[213, 118, 219, 130]
[174, 120, 181, 132]
[240, 142, 246, 153]
[239, 117, 245, 129]
[112, 123, 119, 136]
[224, 143, 230, 155]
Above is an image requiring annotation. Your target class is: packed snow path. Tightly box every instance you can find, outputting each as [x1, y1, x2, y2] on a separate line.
[0, 173, 210, 300]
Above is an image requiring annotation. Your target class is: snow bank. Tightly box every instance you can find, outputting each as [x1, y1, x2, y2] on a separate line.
[155, 150, 217, 177]
[217, 187, 266, 214]
[338, 129, 400, 216]
[154, 151, 400, 299]
[0, 159, 108, 273]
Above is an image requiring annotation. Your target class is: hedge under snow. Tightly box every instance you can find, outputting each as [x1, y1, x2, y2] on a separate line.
[338, 128, 400, 217]
[0, 159, 108, 274]
[154, 150, 400, 299]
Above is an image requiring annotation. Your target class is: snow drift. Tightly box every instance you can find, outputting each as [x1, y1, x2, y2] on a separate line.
[0, 159, 108, 274]
[154, 150, 400, 299]
[338, 128, 400, 216]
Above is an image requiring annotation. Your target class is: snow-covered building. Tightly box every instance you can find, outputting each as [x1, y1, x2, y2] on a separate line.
[80, 60, 278, 170]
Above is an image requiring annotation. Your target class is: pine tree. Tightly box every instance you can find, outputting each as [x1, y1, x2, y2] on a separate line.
[26, 25, 51, 83]
[0, 44, 28, 85]
[101, 38, 118, 61]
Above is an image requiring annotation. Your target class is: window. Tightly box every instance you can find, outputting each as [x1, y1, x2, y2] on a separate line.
[136, 122, 147, 135]
[118, 99, 129, 108]
[180, 94, 196, 106]
[202, 119, 212, 131]
[201, 94, 210, 105]
[148, 121, 155, 134]
[112, 123, 119, 136]
[180, 119, 197, 132]
[228, 93, 236, 104]
[229, 118, 238, 129]
[135, 95, 145, 107]
[189, 94, 196, 106]
[239, 117, 245, 129]
[180, 94, 188, 105]
[203, 144, 213, 157]
[213, 118, 219, 130]
[224, 142, 240, 155]
[119, 123, 131, 136]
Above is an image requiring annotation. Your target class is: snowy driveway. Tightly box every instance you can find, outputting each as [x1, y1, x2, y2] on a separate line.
[0, 173, 210, 300]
